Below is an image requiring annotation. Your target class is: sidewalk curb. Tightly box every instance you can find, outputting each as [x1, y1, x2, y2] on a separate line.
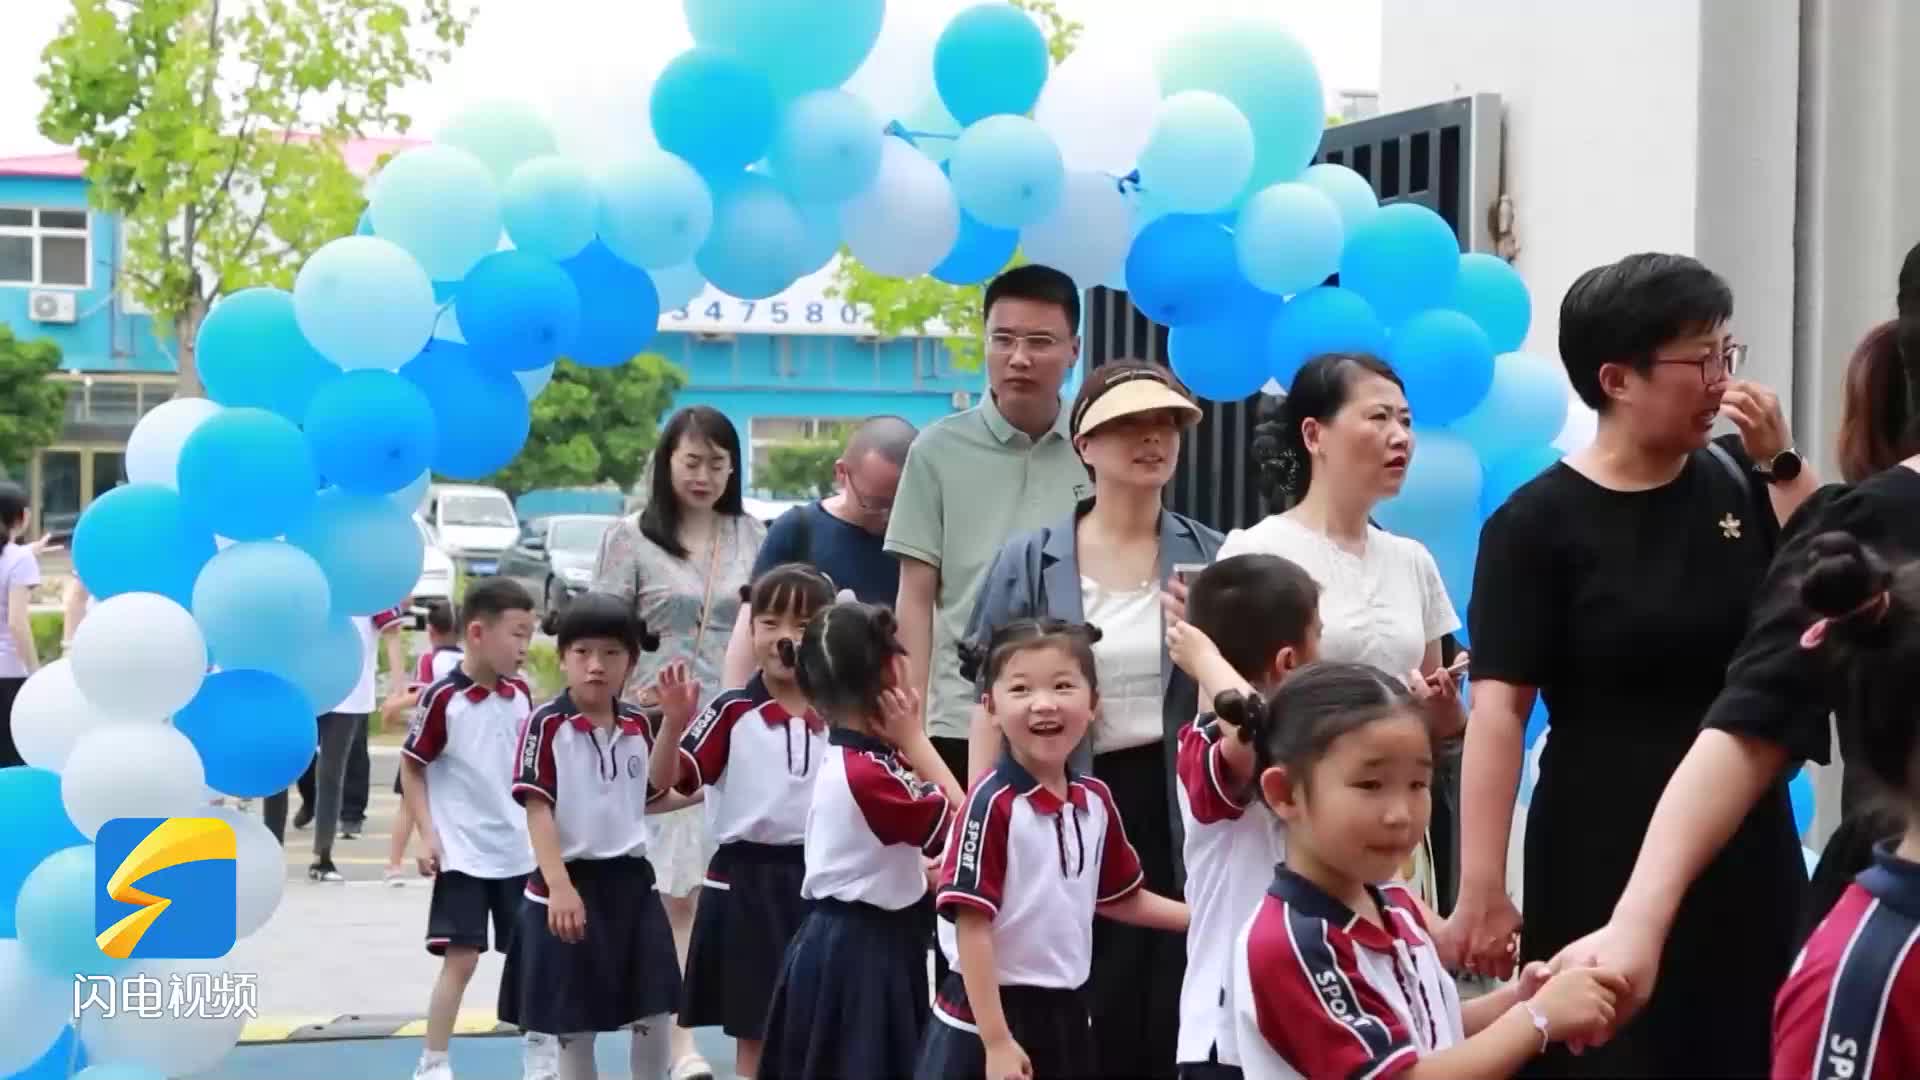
[241, 1009, 513, 1043]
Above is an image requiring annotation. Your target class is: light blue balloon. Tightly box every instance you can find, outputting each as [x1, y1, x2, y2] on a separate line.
[13, 1024, 86, 1080]
[280, 612, 366, 714]
[197, 288, 339, 423]
[651, 263, 707, 312]
[683, 0, 884, 101]
[1451, 252, 1533, 353]
[515, 363, 555, 400]
[1339, 202, 1462, 327]
[304, 370, 437, 496]
[1374, 428, 1482, 543]
[74, 1064, 166, 1080]
[1139, 92, 1256, 214]
[399, 339, 533, 479]
[1169, 291, 1282, 401]
[16, 847, 124, 979]
[1125, 215, 1238, 327]
[651, 48, 778, 175]
[948, 115, 1064, 229]
[456, 251, 581, 371]
[502, 156, 598, 261]
[71, 483, 216, 608]
[391, 469, 432, 512]
[696, 174, 808, 301]
[177, 407, 318, 540]
[1388, 310, 1496, 427]
[770, 91, 884, 205]
[0, 769, 85, 938]
[559, 242, 661, 368]
[355, 210, 373, 236]
[934, 4, 1049, 126]
[931, 208, 1017, 286]
[173, 671, 318, 798]
[1158, 20, 1325, 203]
[367, 145, 502, 282]
[1789, 769, 1815, 835]
[192, 541, 332, 674]
[596, 150, 714, 270]
[1449, 351, 1569, 463]
[292, 236, 437, 371]
[1269, 286, 1388, 385]
[1480, 443, 1564, 517]
[436, 99, 558, 185]
[1803, 846, 1820, 877]
[286, 488, 425, 615]
[1300, 163, 1379, 233]
[793, 198, 842, 276]
[1235, 182, 1343, 296]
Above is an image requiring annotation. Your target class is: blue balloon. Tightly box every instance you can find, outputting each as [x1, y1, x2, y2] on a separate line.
[1449, 351, 1570, 463]
[366, 145, 501, 282]
[501, 155, 597, 261]
[1387, 309, 1496, 427]
[174, 671, 319, 797]
[1481, 443, 1565, 517]
[177, 407, 318, 540]
[303, 370, 437, 496]
[192, 541, 332, 675]
[456, 251, 581, 371]
[1300, 163, 1379, 233]
[792, 198, 842, 276]
[355, 210, 373, 236]
[769, 90, 884, 205]
[71, 484, 216, 607]
[559, 242, 662, 368]
[0, 768, 85, 938]
[1139, 91, 1256, 214]
[1125, 215, 1238, 327]
[285, 488, 425, 615]
[280, 613, 366, 714]
[17, 1026, 86, 1080]
[197, 288, 339, 423]
[596, 150, 715, 270]
[1168, 291, 1282, 401]
[683, 0, 885, 100]
[1789, 769, 1815, 836]
[1235, 182, 1343, 296]
[1451, 252, 1533, 354]
[651, 48, 778, 175]
[934, 4, 1050, 126]
[1523, 697, 1549, 747]
[72, 1065, 161, 1080]
[948, 115, 1064, 229]
[1375, 428, 1482, 541]
[1269, 286, 1388, 385]
[931, 208, 1017, 286]
[1158, 20, 1326, 202]
[1339, 202, 1461, 327]
[399, 339, 532, 479]
[695, 174, 808, 301]
[433, 280, 461, 305]
[16, 847, 123, 978]
[292, 236, 437, 371]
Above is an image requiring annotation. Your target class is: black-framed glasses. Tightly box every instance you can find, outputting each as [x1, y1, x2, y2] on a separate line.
[1656, 341, 1747, 385]
[842, 471, 893, 513]
[986, 330, 1068, 358]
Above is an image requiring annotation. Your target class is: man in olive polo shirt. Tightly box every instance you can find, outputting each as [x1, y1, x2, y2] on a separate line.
[887, 264, 1093, 787]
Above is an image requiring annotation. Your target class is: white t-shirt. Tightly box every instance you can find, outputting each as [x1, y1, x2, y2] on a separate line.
[332, 616, 378, 714]
[1081, 577, 1163, 754]
[1215, 515, 1459, 678]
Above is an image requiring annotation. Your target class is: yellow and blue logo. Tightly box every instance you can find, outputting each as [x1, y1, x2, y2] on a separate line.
[94, 817, 237, 960]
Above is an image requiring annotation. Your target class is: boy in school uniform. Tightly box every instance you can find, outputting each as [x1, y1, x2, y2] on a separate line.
[387, 598, 467, 882]
[400, 578, 540, 1080]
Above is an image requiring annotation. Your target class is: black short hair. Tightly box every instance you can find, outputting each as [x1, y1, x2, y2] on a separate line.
[1251, 353, 1404, 509]
[459, 577, 535, 628]
[1214, 662, 1421, 796]
[424, 598, 455, 635]
[552, 591, 660, 656]
[0, 481, 26, 538]
[792, 601, 908, 723]
[1558, 253, 1733, 411]
[745, 562, 837, 621]
[1187, 555, 1320, 681]
[844, 415, 918, 468]
[957, 618, 1103, 693]
[984, 264, 1080, 336]
[641, 406, 748, 558]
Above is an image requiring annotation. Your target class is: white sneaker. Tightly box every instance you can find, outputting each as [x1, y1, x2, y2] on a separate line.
[522, 1032, 560, 1080]
[412, 1051, 454, 1080]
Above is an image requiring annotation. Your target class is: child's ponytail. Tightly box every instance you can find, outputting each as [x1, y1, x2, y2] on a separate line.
[1798, 532, 1920, 799]
[1212, 688, 1270, 747]
[960, 618, 1104, 692]
[795, 601, 906, 723]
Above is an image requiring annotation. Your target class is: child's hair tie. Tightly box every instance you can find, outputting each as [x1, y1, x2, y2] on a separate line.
[1801, 590, 1893, 650]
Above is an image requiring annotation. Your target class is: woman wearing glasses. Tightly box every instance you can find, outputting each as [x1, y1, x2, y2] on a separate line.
[593, 404, 764, 1080]
[1447, 253, 1816, 1077]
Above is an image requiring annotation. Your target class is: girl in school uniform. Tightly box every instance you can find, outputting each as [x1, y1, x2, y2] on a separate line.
[1773, 533, 1920, 1079]
[760, 601, 965, 1079]
[651, 563, 835, 1080]
[497, 592, 692, 1080]
[1221, 663, 1629, 1080]
[916, 617, 1191, 1080]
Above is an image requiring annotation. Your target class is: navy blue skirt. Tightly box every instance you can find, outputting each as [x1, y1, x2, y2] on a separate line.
[498, 856, 680, 1034]
[761, 897, 936, 1079]
[680, 840, 807, 1038]
[915, 973, 1095, 1079]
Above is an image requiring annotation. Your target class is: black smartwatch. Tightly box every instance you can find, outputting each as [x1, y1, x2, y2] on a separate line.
[1755, 448, 1804, 484]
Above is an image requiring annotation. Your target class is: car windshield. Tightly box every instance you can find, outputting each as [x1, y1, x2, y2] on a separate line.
[442, 495, 515, 528]
[549, 518, 613, 554]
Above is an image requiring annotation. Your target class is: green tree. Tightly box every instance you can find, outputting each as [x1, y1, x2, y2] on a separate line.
[482, 353, 687, 497]
[0, 325, 71, 476]
[754, 437, 846, 499]
[36, 0, 475, 398]
[829, 0, 1083, 371]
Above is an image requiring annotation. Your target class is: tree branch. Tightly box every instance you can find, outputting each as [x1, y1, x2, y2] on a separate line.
[215, 97, 306, 295]
[202, 61, 270, 226]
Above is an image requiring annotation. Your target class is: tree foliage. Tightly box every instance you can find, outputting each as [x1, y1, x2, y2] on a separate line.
[754, 437, 847, 499]
[829, 0, 1083, 371]
[481, 353, 687, 498]
[36, 0, 475, 397]
[0, 325, 71, 476]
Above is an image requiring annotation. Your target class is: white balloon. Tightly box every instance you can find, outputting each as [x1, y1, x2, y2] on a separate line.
[68, 592, 207, 718]
[0, 940, 72, 1076]
[79, 957, 247, 1076]
[206, 806, 285, 938]
[839, 137, 960, 280]
[431, 303, 465, 344]
[1034, 39, 1162, 175]
[514, 364, 554, 400]
[651, 262, 706, 312]
[1019, 171, 1133, 291]
[11, 659, 154, 771]
[842, 0, 974, 123]
[62, 723, 207, 839]
[125, 398, 222, 488]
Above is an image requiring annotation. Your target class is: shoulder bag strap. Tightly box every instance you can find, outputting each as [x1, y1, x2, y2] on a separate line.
[688, 516, 727, 662]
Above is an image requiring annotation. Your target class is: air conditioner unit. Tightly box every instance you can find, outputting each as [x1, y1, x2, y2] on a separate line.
[950, 391, 972, 411]
[28, 290, 76, 324]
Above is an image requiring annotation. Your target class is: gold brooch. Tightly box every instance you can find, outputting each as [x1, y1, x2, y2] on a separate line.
[1719, 513, 1742, 540]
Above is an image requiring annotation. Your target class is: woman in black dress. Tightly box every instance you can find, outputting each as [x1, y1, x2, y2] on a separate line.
[1445, 253, 1819, 1077]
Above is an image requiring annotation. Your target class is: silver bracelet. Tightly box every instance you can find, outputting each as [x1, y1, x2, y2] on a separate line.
[1521, 1001, 1551, 1053]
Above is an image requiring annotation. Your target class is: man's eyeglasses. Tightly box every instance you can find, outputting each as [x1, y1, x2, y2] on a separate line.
[986, 331, 1067, 358]
[843, 471, 893, 513]
[1656, 341, 1747, 385]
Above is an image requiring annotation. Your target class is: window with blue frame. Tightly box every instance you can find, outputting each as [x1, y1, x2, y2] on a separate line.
[0, 207, 89, 287]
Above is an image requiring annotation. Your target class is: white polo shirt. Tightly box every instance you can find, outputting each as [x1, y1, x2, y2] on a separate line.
[675, 673, 825, 848]
[933, 755, 1144, 1023]
[512, 691, 665, 901]
[1175, 716, 1289, 1067]
[802, 728, 954, 911]
[400, 665, 535, 880]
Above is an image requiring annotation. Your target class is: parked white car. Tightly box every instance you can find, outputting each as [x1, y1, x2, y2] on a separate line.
[411, 514, 455, 603]
[422, 483, 520, 576]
